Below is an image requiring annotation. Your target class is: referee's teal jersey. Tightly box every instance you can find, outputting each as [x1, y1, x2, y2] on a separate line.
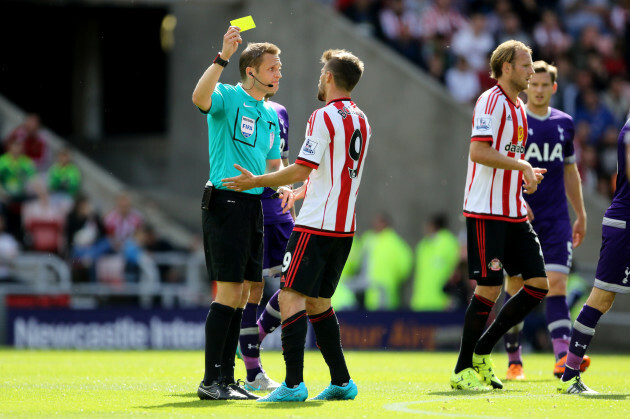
[200, 83, 281, 195]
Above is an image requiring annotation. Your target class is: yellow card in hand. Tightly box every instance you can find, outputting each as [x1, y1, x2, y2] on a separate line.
[230, 16, 256, 32]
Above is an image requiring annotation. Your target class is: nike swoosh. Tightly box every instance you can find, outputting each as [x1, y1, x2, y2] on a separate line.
[244, 103, 254, 108]
[199, 387, 220, 399]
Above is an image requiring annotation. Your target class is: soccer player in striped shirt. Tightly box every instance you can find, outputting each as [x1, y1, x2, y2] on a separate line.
[502, 61, 589, 381]
[557, 118, 630, 394]
[238, 99, 294, 392]
[223, 49, 370, 402]
[451, 40, 549, 390]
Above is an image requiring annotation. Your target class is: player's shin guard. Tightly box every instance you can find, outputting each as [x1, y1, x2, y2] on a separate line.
[475, 285, 548, 355]
[258, 289, 282, 342]
[545, 295, 572, 360]
[454, 294, 495, 373]
[204, 302, 235, 385]
[281, 310, 308, 388]
[309, 307, 350, 386]
[562, 305, 602, 381]
[240, 302, 263, 381]
[220, 307, 243, 385]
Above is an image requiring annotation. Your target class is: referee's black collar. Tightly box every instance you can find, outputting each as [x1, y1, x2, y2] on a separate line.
[326, 97, 352, 106]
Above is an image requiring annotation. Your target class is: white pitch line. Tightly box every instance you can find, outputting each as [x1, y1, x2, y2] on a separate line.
[383, 394, 533, 418]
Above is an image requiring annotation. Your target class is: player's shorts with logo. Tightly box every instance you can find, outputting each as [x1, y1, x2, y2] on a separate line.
[530, 217, 573, 274]
[593, 217, 630, 293]
[263, 221, 294, 275]
[202, 187, 263, 283]
[280, 230, 353, 298]
[467, 217, 546, 286]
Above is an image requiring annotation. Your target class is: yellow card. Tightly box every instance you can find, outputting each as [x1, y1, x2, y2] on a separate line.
[230, 16, 256, 32]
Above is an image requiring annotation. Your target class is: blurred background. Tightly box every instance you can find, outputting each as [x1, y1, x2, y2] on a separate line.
[0, 0, 629, 352]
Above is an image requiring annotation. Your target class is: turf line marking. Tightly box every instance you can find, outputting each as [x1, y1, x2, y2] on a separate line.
[383, 394, 530, 418]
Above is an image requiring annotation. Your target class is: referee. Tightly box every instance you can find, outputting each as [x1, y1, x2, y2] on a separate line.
[192, 25, 286, 401]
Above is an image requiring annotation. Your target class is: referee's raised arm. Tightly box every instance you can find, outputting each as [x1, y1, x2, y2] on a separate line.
[192, 26, 242, 112]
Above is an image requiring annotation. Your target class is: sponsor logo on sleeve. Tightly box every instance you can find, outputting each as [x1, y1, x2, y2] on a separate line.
[241, 116, 255, 138]
[269, 131, 275, 149]
[303, 139, 318, 155]
[475, 116, 492, 132]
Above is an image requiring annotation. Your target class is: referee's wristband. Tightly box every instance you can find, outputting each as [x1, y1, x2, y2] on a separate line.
[213, 53, 229, 68]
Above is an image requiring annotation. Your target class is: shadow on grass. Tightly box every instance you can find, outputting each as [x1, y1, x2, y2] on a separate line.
[428, 389, 523, 397]
[140, 399, 325, 410]
[140, 400, 240, 409]
[574, 394, 628, 400]
[167, 393, 197, 398]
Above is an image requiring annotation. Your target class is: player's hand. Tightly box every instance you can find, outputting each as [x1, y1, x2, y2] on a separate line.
[572, 216, 587, 248]
[221, 26, 242, 60]
[292, 184, 307, 201]
[523, 166, 546, 194]
[277, 186, 296, 213]
[222, 164, 257, 191]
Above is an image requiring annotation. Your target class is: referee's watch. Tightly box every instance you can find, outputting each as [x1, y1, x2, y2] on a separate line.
[213, 53, 229, 68]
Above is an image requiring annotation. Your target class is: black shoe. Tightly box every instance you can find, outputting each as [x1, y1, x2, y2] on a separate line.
[226, 379, 260, 400]
[197, 381, 248, 400]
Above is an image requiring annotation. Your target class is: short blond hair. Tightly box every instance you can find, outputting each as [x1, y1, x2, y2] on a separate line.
[489, 40, 532, 80]
[239, 42, 281, 80]
[321, 49, 364, 92]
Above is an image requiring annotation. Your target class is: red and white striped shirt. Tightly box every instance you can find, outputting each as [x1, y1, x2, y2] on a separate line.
[294, 98, 371, 236]
[463, 85, 529, 222]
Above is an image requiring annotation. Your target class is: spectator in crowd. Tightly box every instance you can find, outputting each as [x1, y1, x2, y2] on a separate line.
[561, 0, 609, 39]
[103, 191, 144, 251]
[48, 147, 82, 204]
[360, 212, 413, 310]
[410, 213, 460, 311]
[533, 9, 572, 63]
[445, 54, 481, 103]
[65, 194, 107, 282]
[341, 0, 382, 38]
[602, 75, 630, 127]
[568, 24, 608, 72]
[579, 144, 600, 194]
[3, 114, 50, 171]
[495, 11, 534, 47]
[420, 0, 466, 44]
[0, 140, 36, 242]
[0, 214, 20, 283]
[379, 0, 424, 66]
[22, 179, 71, 255]
[598, 126, 622, 197]
[574, 88, 616, 146]
[451, 12, 494, 73]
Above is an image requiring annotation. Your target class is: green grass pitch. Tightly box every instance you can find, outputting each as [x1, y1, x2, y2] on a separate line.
[2, 349, 629, 418]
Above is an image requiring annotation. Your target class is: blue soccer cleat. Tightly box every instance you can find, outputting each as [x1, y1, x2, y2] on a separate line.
[257, 381, 308, 402]
[310, 379, 358, 400]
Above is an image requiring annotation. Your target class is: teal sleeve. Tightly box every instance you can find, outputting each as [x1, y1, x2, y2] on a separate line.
[200, 83, 229, 115]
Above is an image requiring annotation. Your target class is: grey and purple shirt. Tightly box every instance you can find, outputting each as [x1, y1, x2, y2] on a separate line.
[261, 100, 293, 225]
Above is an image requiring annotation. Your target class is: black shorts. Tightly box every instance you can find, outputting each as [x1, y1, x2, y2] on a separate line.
[466, 217, 546, 286]
[202, 187, 263, 283]
[280, 230, 353, 298]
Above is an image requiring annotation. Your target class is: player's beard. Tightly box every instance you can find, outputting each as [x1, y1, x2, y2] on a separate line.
[317, 84, 325, 102]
